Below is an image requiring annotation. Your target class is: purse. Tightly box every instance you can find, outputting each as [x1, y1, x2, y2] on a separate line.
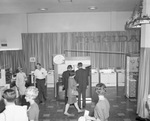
[71, 89, 78, 96]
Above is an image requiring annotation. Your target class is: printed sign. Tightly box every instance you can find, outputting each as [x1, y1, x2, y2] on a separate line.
[30, 57, 36, 62]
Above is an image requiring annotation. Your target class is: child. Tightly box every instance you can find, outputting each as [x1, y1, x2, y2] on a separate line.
[81, 83, 110, 121]
[25, 86, 39, 121]
[64, 70, 83, 116]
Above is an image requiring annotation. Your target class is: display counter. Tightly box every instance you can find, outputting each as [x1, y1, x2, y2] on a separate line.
[91, 69, 99, 87]
[126, 78, 137, 98]
[100, 69, 116, 87]
[116, 69, 125, 86]
[47, 70, 54, 88]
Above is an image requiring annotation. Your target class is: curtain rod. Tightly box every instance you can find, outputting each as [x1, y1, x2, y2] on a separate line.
[64, 49, 139, 55]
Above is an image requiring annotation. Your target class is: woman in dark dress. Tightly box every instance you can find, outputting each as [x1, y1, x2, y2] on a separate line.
[64, 70, 83, 116]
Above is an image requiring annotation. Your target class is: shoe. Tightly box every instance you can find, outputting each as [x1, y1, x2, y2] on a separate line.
[64, 112, 74, 117]
[38, 101, 45, 105]
[135, 116, 146, 121]
[41, 102, 45, 105]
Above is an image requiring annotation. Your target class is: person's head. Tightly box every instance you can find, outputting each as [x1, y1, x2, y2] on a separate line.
[95, 83, 106, 95]
[36, 63, 41, 70]
[18, 67, 23, 72]
[25, 86, 39, 102]
[69, 70, 75, 77]
[2, 89, 16, 103]
[67, 65, 72, 71]
[77, 62, 83, 69]
[9, 68, 12, 73]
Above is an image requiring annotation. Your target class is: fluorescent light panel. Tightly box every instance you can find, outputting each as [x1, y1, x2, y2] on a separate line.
[0, 48, 22, 51]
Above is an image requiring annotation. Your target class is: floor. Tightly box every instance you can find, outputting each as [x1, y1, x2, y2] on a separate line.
[38, 86, 138, 121]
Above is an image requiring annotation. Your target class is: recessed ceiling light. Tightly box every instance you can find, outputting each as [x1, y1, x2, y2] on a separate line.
[88, 6, 97, 10]
[39, 8, 48, 11]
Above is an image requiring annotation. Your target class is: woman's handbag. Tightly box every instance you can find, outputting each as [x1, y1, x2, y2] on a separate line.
[71, 89, 78, 96]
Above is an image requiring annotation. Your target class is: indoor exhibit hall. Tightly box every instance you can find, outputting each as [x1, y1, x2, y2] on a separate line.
[1, 0, 150, 121]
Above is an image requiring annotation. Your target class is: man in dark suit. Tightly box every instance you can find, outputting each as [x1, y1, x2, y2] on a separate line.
[62, 65, 72, 104]
[75, 62, 88, 109]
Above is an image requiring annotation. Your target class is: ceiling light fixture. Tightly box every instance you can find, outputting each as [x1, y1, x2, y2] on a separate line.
[88, 6, 97, 10]
[39, 8, 48, 11]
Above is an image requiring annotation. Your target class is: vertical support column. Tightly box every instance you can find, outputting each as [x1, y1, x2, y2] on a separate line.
[137, 0, 150, 118]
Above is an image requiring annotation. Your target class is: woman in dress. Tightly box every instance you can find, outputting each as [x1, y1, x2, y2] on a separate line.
[64, 70, 83, 116]
[16, 67, 27, 104]
[25, 86, 39, 121]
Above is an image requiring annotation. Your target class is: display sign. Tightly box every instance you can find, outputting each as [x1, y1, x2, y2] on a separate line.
[30, 57, 36, 62]
[53, 54, 65, 64]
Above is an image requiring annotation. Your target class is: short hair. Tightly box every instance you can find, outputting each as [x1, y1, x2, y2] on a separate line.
[78, 62, 83, 68]
[69, 70, 75, 76]
[3, 89, 16, 102]
[25, 86, 39, 100]
[17, 67, 22, 71]
[67, 65, 72, 70]
[95, 83, 106, 95]
[37, 63, 41, 66]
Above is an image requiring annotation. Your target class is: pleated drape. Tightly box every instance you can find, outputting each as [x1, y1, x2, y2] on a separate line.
[137, 48, 150, 118]
[0, 50, 24, 72]
[22, 30, 140, 74]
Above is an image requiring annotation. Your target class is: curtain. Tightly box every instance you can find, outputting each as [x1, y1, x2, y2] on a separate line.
[0, 50, 24, 72]
[137, 48, 150, 118]
[22, 30, 140, 74]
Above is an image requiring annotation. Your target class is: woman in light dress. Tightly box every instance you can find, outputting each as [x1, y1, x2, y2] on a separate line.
[16, 67, 27, 98]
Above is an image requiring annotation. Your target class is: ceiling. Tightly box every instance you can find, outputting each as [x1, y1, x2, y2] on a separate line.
[0, 0, 141, 14]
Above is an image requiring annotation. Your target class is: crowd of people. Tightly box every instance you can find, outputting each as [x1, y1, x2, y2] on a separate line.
[0, 62, 117, 121]
[0, 86, 39, 121]
[0, 63, 45, 121]
[62, 62, 110, 121]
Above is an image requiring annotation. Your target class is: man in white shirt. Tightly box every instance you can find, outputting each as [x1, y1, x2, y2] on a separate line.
[34, 63, 47, 104]
[0, 89, 28, 121]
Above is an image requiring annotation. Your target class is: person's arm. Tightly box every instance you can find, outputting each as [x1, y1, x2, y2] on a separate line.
[85, 115, 97, 120]
[62, 72, 66, 90]
[85, 116, 101, 121]
[70, 79, 74, 89]
[62, 72, 65, 86]
[33, 71, 37, 86]
[83, 69, 88, 86]
[15, 74, 19, 88]
[44, 69, 48, 85]
[0, 113, 5, 121]
[24, 73, 27, 82]
[45, 75, 47, 85]
[74, 71, 79, 83]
